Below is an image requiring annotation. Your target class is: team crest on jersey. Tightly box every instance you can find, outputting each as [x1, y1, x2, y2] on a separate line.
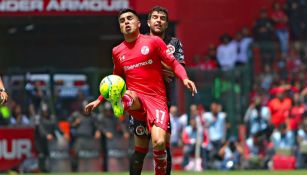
[136, 125, 148, 136]
[166, 45, 175, 54]
[120, 55, 125, 61]
[141, 46, 150, 55]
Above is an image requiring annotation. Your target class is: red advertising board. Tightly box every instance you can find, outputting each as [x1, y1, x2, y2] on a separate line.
[0, 0, 132, 16]
[0, 127, 36, 171]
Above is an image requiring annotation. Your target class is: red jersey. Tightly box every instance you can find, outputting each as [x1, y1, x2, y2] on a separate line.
[112, 34, 187, 98]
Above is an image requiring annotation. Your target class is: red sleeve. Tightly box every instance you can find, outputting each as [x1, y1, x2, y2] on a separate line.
[154, 37, 188, 81]
[112, 49, 124, 77]
[98, 95, 104, 102]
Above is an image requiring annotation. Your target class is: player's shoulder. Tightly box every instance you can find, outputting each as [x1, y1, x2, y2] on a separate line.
[165, 35, 182, 44]
[112, 41, 126, 54]
[141, 34, 161, 42]
[170, 36, 181, 43]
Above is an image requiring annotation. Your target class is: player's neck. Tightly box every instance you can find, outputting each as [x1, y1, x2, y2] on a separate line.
[124, 32, 140, 43]
[150, 32, 165, 40]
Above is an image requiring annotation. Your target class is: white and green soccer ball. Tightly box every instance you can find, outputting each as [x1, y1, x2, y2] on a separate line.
[99, 75, 126, 100]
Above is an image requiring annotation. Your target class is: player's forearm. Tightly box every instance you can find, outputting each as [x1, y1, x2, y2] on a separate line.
[98, 95, 104, 102]
[171, 60, 188, 81]
[0, 77, 5, 89]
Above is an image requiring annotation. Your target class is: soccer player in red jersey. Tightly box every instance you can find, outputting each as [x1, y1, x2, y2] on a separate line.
[85, 9, 197, 175]
[129, 6, 185, 175]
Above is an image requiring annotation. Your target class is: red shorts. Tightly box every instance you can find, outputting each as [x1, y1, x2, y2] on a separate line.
[128, 93, 170, 133]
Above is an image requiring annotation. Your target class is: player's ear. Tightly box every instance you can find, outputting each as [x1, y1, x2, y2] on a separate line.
[147, 20, 151, 28]
[138, 20, 141, 28]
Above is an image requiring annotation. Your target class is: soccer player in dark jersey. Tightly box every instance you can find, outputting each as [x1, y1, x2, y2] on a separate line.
[129, 6, 185, 175]
[85, 9, 197, 175]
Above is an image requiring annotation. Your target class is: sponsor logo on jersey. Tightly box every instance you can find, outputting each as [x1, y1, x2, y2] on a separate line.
[167, 45, 175, 54]
[141, 46, 150, 55]
[124, 59, 153, 71]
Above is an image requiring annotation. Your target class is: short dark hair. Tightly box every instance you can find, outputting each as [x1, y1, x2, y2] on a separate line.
[118, 8, 139, 20]
[148, 6, 169, 21]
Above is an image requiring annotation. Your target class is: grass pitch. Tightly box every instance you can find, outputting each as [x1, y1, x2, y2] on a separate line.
[19, 170, 307, 175]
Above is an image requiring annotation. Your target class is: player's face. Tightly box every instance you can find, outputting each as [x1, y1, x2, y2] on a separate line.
[148, 11, 168, 35]
[118, 12, 140, 35]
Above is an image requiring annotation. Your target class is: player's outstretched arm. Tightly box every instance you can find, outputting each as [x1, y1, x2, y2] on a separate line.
[183, 78, 197, 96]
[0, 77, 8, 104]
[84, 96, 103, 114]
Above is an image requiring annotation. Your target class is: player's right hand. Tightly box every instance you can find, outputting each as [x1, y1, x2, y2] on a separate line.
[84, 99, 101, 114]
[183, 78, 197, 96]
[0, 91, 8, 105]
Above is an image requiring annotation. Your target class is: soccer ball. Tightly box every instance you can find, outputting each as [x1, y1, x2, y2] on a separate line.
[99, 75, 126, 100]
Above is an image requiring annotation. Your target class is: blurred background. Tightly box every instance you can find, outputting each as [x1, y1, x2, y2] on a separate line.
[0, 0, 307, 173]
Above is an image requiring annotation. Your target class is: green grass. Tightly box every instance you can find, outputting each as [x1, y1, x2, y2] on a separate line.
[16, 170, 307, 175]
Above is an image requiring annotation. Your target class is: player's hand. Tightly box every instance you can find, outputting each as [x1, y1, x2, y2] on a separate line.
[183, 78, 197, 96]
[0, 91, 8, 105]
[84, 99, 101, 114]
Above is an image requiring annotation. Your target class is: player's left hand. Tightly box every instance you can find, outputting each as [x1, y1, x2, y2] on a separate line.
[183, 78, 197, 96]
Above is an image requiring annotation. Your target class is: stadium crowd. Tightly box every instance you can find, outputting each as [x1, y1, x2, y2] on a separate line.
[0, 0, 307, 172]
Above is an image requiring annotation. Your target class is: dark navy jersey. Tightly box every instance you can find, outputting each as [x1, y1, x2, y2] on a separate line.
[163, 35, 185, 106]
[164, 36, 185, 65]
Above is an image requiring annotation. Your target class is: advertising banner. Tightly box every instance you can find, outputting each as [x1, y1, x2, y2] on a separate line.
[0, 0, 130, 16]
[0, 127, 36, 171]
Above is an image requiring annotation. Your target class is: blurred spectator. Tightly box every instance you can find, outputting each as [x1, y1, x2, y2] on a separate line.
[218, 137, 243, 170]
[271, 123, 295, 152]
[190, 54, 202, 68]
[260, 65, 277, 91]
[69, 100, 101, 171]
[268, 87, 292, 128]
[235, 29, 253, 65]
[287, 0, 305, 40]
[203, 101, 226, 168]
[198, 45, 219, 71]
[287, 92, 305, 132]
[9, 104, 30, 126]
[26, 80, 48, 112]
[286, 44, 302, 74]
[170, 105, 186, 147]
[253, 8, 276, 66]
[97, 102, 129, 141]
[245, 134, 270, 169]
[96, 102, 129, 171]
[34, 104, 60, 172]
[217, 33, 238, 70]
[297, 115, 307, 168]
[271, 2, 289, 54]
[181, 115, 204, 171]
[244, 96, 271, 138]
